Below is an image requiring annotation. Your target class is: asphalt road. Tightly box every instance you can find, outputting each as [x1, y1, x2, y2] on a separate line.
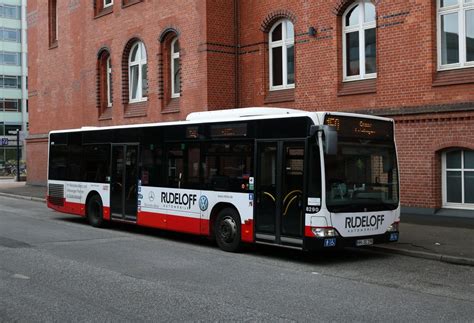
[0, 196, 473, 322]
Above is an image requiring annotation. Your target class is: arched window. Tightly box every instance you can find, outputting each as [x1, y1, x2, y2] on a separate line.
[437, 0, 474, 70]
[171, 38, 181, 98]
[98, 49, 112, 111]
[48, 0, 58, 46]
[269, 19, 295, 90]
[342, 0, 376, 81]
[106, 56, 112, 107]
[442, 149, 474, 208]
[104, 0, 113, 8]
[128, 41, 148, 103]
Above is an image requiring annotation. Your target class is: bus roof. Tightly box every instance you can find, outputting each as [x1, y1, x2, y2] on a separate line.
[49, 107, 393, 134]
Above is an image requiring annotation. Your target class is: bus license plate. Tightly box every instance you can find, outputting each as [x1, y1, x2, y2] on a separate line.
[356, 238, 373, 247]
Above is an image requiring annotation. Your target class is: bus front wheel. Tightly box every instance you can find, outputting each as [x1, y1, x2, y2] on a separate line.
[215, 208, 241, 252]
[87, 195, 105, 228]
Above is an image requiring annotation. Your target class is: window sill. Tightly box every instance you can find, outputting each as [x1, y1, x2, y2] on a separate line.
[338, 79, 376, 96]
[124, 101, 147, 118]
[122, 0, 143, 9]
[94, 6, 113, 19]
[433, 67, 474, 87]
[162, 98, 180, 114]
[49, 41, 58, 49]
[264, 88, 295, 104]
[99, 107, 112, 120]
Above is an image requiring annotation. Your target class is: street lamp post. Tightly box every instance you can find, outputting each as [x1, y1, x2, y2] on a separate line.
[16, 129, 20, 182]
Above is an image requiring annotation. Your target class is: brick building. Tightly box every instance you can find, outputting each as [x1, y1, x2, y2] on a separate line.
[27, 0, 474, 217]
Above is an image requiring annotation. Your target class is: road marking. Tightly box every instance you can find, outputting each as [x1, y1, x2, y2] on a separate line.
[311, 272, 320, 275]
[12, 274, 30, 280]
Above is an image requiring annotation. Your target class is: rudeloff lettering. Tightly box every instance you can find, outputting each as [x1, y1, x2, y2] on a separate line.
[345, 214, 384, 230]
[161, 192, 197, 209]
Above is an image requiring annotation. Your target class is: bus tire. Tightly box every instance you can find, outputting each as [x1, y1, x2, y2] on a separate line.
[215, 208, 241, 252]
[87, 195, 105, 228]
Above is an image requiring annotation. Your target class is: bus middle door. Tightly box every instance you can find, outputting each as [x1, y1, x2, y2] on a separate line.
[110, 144, 139, 221]
[255, 141, 305, 248]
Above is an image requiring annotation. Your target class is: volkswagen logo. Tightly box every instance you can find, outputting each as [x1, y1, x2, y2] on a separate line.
[148, 191, 155, 202]
[199, 195, 209, 211]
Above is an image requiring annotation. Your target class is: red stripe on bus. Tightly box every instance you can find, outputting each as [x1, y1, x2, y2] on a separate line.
[102, 206, 111, 220]
[47, 197, 85, 217]
[138, 211, 254, 242]
[48, 197, 111, 221]
[137, 211, 203, 235]
[136, 211, 167, 230]
[49, 201, 255, 242]
[241, 219, 254, 242]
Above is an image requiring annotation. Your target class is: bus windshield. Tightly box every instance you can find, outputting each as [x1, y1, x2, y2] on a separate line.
[325, 140, 399, 213]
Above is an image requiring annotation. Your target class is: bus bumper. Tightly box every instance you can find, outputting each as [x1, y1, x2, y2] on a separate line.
[303, 231, 399, 251]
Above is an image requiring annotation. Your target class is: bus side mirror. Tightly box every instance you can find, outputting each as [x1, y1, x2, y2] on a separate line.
[309, 125, 338, 155]
[324, 126, 338, 155]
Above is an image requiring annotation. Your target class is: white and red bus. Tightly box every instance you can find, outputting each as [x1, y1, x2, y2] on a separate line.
[47, 108, 400, 252]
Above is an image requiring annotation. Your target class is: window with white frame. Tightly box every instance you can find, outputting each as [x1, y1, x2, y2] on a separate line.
[438, 0, 474, 70]
[269, 19, 295, 90]
[342, 0, 377, 81]
[128, 41, 148, 103]
[106, 56, 112, 107]
[104, 0, 113, 8]
[171, 38, 181, 98]
[442, 149, 474, 208]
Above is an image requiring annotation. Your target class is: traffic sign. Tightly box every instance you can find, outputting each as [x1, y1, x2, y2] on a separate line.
[1, 138, 8, 146]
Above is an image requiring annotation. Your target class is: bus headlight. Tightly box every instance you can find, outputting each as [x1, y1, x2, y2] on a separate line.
[386, 222, 399, 232]
[311, 227, 339, 238]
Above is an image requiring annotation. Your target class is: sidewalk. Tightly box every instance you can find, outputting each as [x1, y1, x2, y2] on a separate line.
[0, 180, 46, 202]
[370, 215, 474, 266]
[0, 181, 473, 266]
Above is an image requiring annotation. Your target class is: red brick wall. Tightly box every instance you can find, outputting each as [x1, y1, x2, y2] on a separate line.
[395, 113, 474, 209]
[238, 0, 474, 111]
[27, 0, 474, 213]
[25, 138, 48, 186]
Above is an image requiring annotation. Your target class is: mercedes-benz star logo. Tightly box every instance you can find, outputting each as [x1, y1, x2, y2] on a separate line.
[148, 191, 155, 202]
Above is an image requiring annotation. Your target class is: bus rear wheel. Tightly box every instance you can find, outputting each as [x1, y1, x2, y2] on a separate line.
[215, 208, 241, 252]
[87, 195, 105, 228]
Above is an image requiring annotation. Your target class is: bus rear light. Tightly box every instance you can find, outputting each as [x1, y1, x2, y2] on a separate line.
[386, 221, 399, 233]
[311, 227, 339, 238]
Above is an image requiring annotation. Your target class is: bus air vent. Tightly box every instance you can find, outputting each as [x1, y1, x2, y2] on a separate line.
[48, 184, 65, 206]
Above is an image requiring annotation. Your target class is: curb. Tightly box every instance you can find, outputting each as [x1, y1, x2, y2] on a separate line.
[368, 245, 474, 267]
[0, 192, 46, 203]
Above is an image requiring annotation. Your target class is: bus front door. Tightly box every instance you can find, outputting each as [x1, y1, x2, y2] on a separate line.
[255, 141, 305, 248]
[110, 144, 139, 221]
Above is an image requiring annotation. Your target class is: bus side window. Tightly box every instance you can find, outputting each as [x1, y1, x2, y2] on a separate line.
[67, 132, 82, 181]
[82, 144, 110, 183]
[202, 142, 253, 192]
[166, 144, 184, 188]
[140, 145, 163, 187]
[165, 143, 200, 189]
[49, 144, 67, 180]
[49, 133, 68, 181]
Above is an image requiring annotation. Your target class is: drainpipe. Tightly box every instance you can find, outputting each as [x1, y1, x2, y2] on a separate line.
[234, 0, 240, 108]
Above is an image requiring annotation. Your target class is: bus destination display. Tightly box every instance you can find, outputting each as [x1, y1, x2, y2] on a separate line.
[324, 115, 393, 140]
[210, 123, 247, 138]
